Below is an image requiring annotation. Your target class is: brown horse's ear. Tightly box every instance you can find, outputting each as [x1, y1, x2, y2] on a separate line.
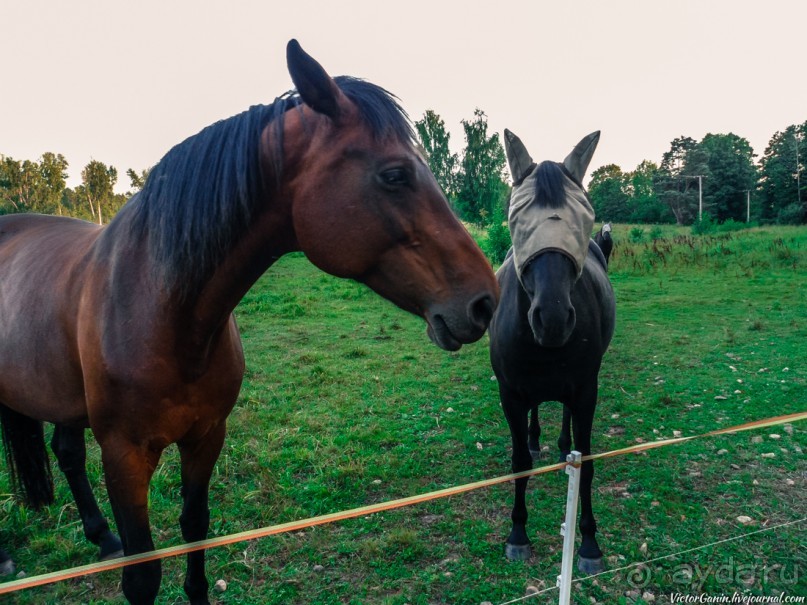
[562, 131, 601, 183]
[504, 129, 534, 184]
[286, 39, 343, 120]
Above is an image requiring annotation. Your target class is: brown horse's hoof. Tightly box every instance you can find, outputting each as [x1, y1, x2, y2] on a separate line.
[99, 533, 124, 561]
[100, 548, 125, 561]
[505, 542, 533, 561]
[578, 556, 604, 574]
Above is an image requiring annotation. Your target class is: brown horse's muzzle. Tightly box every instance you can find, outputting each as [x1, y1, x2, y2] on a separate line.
[425, 292, 497, 351]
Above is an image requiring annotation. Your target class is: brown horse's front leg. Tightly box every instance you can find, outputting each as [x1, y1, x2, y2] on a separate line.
[178, 422, 227, 605]
[100, 435, 163, 605]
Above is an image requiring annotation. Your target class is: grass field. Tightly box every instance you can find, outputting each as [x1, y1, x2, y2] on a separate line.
[1, 225, 805, 604]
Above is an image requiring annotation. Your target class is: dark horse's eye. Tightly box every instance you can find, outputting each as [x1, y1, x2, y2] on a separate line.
[379, 168, 409, 189]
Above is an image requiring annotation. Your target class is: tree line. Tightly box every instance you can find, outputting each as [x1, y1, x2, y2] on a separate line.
[589, 123, 807, 226]
[417, 111, 806, 228]
[2, 115, 804, 229]
[0, 153, 149, 224]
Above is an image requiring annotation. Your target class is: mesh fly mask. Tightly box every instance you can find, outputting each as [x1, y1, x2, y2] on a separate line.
[508, 165, 595, 282]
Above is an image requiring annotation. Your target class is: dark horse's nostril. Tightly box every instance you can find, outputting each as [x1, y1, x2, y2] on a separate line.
[468, 293, 496, 330]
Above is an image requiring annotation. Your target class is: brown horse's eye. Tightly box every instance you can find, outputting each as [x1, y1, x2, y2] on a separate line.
[379, 168, 409, 189]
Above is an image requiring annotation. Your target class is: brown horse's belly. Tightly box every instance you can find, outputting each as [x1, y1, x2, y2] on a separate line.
[0, 214, 99, 424]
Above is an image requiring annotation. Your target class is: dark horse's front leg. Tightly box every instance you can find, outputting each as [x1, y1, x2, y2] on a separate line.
[501, 387, 533, 561]
[50, 425, 123, 560]
[570, 397, 605, 574]
[177, 423, 227, 605]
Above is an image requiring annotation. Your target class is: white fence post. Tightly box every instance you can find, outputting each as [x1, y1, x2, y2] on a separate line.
[557, 450, 582, 605]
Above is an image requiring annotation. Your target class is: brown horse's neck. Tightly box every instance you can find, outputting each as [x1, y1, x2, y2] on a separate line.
[99, 194, 299, 382]
[174, 199, 299, 380]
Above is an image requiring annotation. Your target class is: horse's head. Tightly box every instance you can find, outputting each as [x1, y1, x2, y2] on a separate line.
[503, 129, 600, 347]
[271, 40, 498, 350]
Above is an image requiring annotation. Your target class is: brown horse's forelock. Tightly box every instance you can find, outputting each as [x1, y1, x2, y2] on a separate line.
[121, 77, 413, 301]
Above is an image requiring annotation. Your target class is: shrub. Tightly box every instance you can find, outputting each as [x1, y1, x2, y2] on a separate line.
[691, 214, 717, 235]
[777, 203, 805, 225]
[716, 219, 750, 233]
[628, 226, 645, 243]
[483, 218, 511, 265]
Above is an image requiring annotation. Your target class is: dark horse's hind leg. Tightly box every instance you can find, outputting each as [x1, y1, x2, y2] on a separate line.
[557, 406, 572, 462]
[178, 423, 227, 605]
[530, 406, 573, 463]
[501, 387, 534, 561]
[570, 400, 604, 574]
[527, 406, 541, 459]
[50, 425, 123, 560]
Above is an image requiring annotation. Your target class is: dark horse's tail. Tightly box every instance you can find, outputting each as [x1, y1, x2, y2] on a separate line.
[0, 405, 54, 508]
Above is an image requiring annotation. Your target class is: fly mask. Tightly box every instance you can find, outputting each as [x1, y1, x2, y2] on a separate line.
[504, 130, 600, 282]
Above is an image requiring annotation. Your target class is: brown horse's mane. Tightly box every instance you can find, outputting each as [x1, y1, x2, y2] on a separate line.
[119, 76, 414, 300]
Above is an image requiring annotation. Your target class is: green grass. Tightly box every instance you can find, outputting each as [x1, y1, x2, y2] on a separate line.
[1, 226, 805, 604]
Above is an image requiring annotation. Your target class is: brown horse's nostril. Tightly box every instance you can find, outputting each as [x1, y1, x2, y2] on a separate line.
[468, 293, 496, 330]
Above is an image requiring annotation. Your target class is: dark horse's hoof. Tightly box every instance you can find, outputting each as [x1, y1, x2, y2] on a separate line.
[578, 556, 604, 574]
[505, 542, 533, 561]
[0, 556, 15, 577]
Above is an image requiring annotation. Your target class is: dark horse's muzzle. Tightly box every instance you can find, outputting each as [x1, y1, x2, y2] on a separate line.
[527, 295, 576, 348]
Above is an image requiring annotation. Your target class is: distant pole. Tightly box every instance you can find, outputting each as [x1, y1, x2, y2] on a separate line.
[698, 175, 703, 221]
[688, 175, 705, 221]
[744, 190, 751, 223]
[796, 132, 803, 205]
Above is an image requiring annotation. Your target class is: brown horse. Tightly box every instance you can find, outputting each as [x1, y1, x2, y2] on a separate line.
[0, 40, 498, 604]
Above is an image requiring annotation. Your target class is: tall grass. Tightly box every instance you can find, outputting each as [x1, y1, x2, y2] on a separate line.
[608, 225, 804, 277]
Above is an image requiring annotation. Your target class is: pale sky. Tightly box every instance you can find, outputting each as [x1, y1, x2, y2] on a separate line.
[2, 0, 805, 193]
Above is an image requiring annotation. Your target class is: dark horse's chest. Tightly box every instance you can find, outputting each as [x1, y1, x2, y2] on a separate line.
[491, 328, 603, 405]
[489, 253, 614, 408]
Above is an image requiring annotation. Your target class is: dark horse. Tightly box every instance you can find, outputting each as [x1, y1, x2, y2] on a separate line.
[0, 40, 498, 604]
[594, 223, 613, 265]
[524, 221, 612, 457]
[489, 130, 615, 573]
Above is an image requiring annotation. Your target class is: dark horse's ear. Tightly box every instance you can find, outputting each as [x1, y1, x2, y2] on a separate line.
[563, 131, 601, 183]
[286, 39, 343, 120]
[504, 129, 534, 184]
